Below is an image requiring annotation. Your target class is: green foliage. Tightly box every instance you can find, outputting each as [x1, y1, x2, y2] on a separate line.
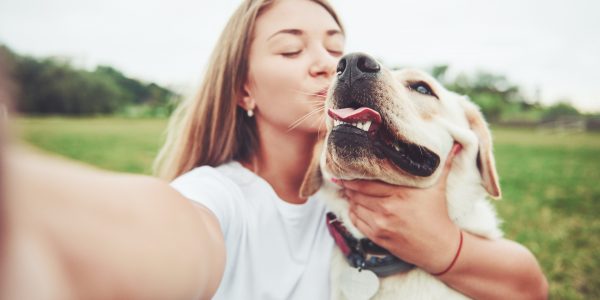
[16, 117, 600, 299]
[1, 45, 180, 116]
[542, 102, 582, 121]
[95, 66, 178, 108]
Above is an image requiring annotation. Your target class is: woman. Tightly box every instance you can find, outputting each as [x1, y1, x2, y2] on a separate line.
[155, 0, 547, 299]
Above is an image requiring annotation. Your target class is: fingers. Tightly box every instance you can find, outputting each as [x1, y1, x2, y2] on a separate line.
[332, 178, 397, 197]
[345, 190, 384, 213]
[348, 203, 376, 238]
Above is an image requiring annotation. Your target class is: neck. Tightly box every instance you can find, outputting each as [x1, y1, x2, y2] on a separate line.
[243, 119, 320, 205]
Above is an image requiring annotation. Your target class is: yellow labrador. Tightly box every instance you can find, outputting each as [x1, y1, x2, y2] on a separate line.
[300, 53, 502, 300]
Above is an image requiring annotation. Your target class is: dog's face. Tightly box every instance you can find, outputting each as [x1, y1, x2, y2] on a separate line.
[300, 52, 500, 197]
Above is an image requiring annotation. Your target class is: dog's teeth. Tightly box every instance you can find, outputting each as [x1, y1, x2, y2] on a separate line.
[357, 122, 365, 130]
[364, 121, 372, 131]
[352, 122, 358, 128]
[394, 145, 400, 151]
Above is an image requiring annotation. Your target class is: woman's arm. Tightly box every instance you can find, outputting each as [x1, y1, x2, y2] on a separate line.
[337, 145, 548, 300]
[2, 148, 225, 300]
[438, 233, 548, 299]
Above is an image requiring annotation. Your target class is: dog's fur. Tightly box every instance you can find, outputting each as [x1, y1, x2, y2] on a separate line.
[300, 54, 503, 299]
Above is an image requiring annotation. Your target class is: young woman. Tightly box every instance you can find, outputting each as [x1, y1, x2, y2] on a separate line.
[155, 0, 547, 299]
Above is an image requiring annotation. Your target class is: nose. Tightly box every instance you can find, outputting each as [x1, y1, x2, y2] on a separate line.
[309, 50, 338, 78]
[336, 52, 380, 85]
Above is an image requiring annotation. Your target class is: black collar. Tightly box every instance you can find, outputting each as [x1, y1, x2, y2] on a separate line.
[326, 212, 415, 277]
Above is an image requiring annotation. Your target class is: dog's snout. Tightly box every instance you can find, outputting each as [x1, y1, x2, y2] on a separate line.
[336, 53, 380, 85]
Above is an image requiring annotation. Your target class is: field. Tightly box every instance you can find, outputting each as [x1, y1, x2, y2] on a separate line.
[16, 117, 600, 299]
[15, 117, 168, 174]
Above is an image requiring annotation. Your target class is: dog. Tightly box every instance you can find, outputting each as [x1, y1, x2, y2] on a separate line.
[300, 52, 503, 300]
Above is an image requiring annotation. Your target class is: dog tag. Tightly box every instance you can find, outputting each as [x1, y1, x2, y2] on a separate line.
[340, 267, 380, 300]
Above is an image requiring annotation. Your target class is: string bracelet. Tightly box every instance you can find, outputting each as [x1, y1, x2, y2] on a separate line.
[431, 229, 464, 276]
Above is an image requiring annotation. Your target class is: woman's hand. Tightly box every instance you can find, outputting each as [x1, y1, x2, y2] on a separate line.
[336, 143, 462, 273]
[336, 144, 548, 299]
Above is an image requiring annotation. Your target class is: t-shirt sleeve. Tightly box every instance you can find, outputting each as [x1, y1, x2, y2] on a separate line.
[170, 167, 240, 235]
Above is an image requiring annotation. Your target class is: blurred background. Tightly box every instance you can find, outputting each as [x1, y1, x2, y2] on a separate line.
[1, 0, 599, 298]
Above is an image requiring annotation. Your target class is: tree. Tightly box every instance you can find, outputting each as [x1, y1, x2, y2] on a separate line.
[2, 44, 181, 116]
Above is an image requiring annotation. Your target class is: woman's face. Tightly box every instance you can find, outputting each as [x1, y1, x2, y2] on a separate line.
[245, 0, 344, 133]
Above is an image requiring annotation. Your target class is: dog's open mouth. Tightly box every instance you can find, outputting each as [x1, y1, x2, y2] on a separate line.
[328, 107, 440, 177]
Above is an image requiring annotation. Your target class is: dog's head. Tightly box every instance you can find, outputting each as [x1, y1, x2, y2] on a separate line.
[300, 52, 501, 199]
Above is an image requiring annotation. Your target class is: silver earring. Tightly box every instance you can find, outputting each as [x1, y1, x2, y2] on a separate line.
[247, 109, 254, 117]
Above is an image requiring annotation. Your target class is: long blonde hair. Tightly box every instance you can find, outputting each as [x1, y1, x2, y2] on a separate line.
[154, 0, 344, 180]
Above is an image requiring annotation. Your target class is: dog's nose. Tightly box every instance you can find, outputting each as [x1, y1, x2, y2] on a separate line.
[336, 52, 380, 84]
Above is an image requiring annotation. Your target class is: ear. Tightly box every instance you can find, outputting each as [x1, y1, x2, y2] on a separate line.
[238, 83, 255, 111]
[299, 139, 324, 198]
[460, 97, 502, 199]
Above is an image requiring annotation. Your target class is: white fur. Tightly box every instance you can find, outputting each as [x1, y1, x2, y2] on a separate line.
[317, 69, 503, 299]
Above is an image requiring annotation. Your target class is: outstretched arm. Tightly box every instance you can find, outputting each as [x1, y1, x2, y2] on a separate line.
[2, 148, 225, 300]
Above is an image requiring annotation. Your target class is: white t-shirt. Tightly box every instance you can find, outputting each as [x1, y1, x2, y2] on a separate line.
[170, 161, 334, 300]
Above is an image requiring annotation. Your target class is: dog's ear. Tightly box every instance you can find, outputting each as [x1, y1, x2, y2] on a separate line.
[460, 98, 502, 199]
[299, 139, 324, 198]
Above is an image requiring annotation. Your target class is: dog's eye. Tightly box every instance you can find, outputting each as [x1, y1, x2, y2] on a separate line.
[408, 82, 436, 98]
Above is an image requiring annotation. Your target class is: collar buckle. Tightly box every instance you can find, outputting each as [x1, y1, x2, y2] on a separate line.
[326, 212, 415, 277]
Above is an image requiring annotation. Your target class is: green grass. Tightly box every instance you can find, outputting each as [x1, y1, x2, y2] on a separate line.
[16, 117, 600, 299]
[16, 117, 168, 174]
[491, 128, 600, 299]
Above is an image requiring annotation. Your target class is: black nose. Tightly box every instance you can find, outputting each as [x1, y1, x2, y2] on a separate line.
[336, 52, 380, 84]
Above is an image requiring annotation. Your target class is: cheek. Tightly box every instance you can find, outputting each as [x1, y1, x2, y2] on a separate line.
[249, 58, 318, 126]
[251, 62, 294, 101]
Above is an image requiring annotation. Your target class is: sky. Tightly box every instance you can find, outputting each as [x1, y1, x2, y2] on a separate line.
[1, 0, 599, 112]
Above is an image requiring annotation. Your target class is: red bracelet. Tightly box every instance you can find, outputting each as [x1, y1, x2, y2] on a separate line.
[431, 230, 463, 276]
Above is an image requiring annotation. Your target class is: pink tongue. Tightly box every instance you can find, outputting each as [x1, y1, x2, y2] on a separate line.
[327, 107, 382, 123]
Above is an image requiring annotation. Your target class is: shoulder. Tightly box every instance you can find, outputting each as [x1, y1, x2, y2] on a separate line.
[171, 163, 241, 195]
[169, 162, 249, 234]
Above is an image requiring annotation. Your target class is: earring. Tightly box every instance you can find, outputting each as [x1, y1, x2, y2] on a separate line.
[247, 108, 254, 117]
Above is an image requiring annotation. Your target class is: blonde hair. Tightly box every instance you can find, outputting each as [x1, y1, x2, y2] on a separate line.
[154, 0, 344, 180]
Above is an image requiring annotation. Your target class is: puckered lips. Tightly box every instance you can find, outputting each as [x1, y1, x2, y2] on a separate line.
[327, 107, 440, 177]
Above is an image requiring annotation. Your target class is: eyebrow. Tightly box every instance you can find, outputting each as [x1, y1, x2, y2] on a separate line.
[267, 28, 343, 41]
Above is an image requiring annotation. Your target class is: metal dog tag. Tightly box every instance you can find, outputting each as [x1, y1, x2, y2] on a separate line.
[340, 267, 380, 300]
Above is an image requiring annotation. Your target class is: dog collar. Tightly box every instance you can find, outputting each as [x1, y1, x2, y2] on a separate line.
[326, 212, 415, 277]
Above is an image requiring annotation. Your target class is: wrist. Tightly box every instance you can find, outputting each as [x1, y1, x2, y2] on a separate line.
[430, 229, 463, 276]
[420, 224, 462, 274]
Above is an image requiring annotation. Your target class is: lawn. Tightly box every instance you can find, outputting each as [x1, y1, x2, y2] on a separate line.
[15, 117, 168, 174]
[16, 117, 600, 299]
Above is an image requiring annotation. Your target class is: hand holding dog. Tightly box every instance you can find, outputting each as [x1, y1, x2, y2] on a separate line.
[339, 143, 463, 274]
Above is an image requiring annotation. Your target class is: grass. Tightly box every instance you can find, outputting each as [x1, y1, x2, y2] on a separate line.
[15, 116, 168, 174]
[491, 127, 600, 299]
[16, 117, 600, 299]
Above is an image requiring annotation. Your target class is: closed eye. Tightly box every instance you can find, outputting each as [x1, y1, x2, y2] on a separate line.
[281, 50, 302, 58]
[328, 49, 343, 57]
[408, 81, 438, 99]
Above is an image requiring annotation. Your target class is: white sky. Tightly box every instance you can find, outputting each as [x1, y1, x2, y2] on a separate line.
[1, 0, 599, 112]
